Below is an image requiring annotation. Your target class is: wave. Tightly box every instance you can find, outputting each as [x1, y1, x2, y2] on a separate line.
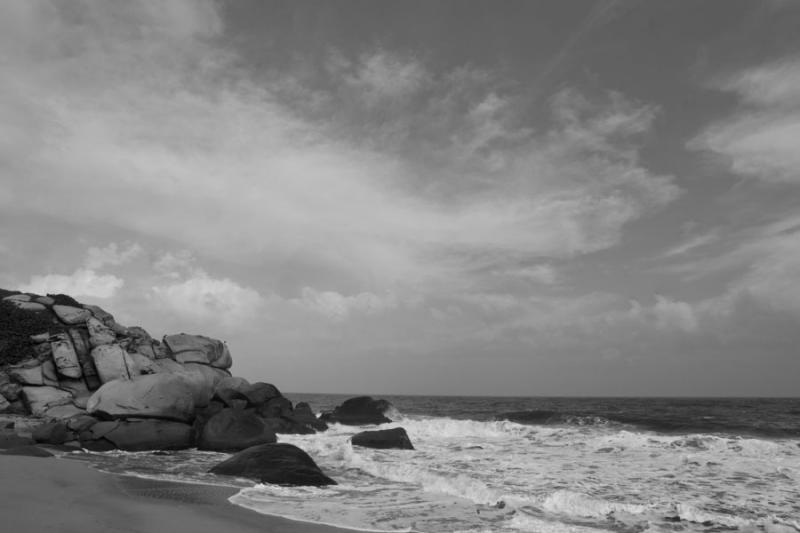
[495, 410, 800, 438]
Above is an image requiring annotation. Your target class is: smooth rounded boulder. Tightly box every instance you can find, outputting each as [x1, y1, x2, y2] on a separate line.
[102, 419, 195, 451]
[198, 408, 276, 452]
[351, 427, 414, 450]
[320, 396, 392, 425]
[87, 373, 198, 422]
[209, 443, 336, 486]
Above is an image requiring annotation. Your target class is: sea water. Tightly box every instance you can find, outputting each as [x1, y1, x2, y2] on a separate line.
[65, 396, 800, 533]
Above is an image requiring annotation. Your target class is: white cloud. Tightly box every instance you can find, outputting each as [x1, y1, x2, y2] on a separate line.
[295, 288, 399, 321]
[19, 268, 123, 299]
[690, 57, 800, 184]
[153, 250, 195, 279]
[85, 242, 143, 270]
[662, 231, 719, 257]
[149, 270, 265, 329]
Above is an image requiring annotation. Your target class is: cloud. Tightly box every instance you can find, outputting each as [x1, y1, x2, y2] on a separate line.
[662, 231, 719, 258]
[294, 287, 400, 321]
[19, 268, 123, 299]
[149, 270, 265, 330]
[689, 57, 800, 184]
[85, 242, 143, 270]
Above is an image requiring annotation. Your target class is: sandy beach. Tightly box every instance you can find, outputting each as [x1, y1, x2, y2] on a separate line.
[0, 452, 352, 533]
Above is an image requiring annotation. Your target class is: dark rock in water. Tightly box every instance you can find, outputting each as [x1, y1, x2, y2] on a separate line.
[260, 416, 315, 435]
[209, 443, 336, 486]
[290, 402, 328, 432]
[103, 419, 195, 451]
[320, 396, 392, 425]
[351, 427, 414, 450]
[242, 382, 282, 406]
[0, 445, 54, 457]
[32, 421, 71, 445]
[197, 408, 276, 452]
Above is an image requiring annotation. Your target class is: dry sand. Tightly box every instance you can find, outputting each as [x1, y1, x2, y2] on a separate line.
[0, 453, 353, 533]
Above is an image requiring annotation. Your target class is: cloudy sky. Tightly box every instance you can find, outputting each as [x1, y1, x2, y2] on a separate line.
[2, 1, 799, 396]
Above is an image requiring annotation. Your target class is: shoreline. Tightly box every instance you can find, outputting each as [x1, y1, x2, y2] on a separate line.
[0, 452, 355, 533]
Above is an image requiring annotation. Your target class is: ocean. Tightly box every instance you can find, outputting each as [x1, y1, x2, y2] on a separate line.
[65, 395, 800, 533]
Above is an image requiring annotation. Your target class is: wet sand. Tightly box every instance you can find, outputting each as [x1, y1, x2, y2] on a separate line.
[0, 453, 353, 533]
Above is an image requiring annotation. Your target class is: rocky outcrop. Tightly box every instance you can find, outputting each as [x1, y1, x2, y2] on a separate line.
[1, 288, 330, 455]
[163, 334, 232, 369]
[87, 373, 198, 422]
[320, 396, 393, 425]
[351, 427, 414, 450]
[197, 409, 276, 452]
[209, 443, 336, 486]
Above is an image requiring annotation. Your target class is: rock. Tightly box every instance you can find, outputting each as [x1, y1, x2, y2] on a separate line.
[83, 304, 115, 325]
[7, 301, 46, 311]
[213, 376, 250, 395]
[291, 402, 328, 432]
[213, 387, 250, 409]
[102, 419, 195, 451]
[87, 373, 198, 422]
[44, 404, 85, 419]
[21, 386, 73, 416]
[41, 358, 60, 386]
[66, 415, 98, 433]
[52, 305, 91, 325]
[32, 341, 52, 359]
[178, 364, 226, 408]
[58, 378, 89, 397]
[72, 393, 92, 409]
[86, 317, 116, 347]
[0, 394, 9, 413]
[163, 334, 232, 369]
[0, 445, 54, 457]
[34, 296, 55, 306]
[51, 332, 82, 379]
[68, 328, 91, 358]
[29, 332, 50, 344]
[197, 409, 276, 452]
[209, 443, 336, 486]
[91, 344, 135, 383]
[153, 358, 184, 374]
[254, 396, 293, 419]
[3, 294, 30, 302]
[320, 396, 392, 425]
[8, 362, 44, 386]
[33, 421, 70, 444]
[259, 417, 315, 435]
[127, 352, 159, 375]
[0, 372, 21, 401]
[351, 427, 414, 450]
[242, 382, 282, 406]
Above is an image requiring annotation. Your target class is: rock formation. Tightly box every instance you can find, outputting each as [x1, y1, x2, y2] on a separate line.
[320, 395, 393, 425]
[351, 427, 414, 450]
[209, 443, 337, 486]
[0, 289, 331, 452]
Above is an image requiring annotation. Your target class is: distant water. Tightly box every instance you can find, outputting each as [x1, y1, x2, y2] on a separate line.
[66, 395, 800, 533]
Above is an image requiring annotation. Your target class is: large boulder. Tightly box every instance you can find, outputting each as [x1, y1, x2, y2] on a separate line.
[351, 427, 414, 450]
[290, 402, 328, 432]
[8, 361, 45, 386]
[320, 396, 392, 425]
[197, 409, 276, 452]
[102, 419, 194, 451]
[86, 317, 116, 347]
[163, 334, 232, 369]
[50, 332, 82, 379]
[242, 382, 281, 406]
[91, 344, 135, 383]
[209, 443, 336, 486]
[32, 421, 71, 445]
[52, 305, 91, 325]
[21, 386, 73, 416]
[87, 373, 198, 422]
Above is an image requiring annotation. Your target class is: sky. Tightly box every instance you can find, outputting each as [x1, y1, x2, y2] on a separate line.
[1, 0, 799, 396]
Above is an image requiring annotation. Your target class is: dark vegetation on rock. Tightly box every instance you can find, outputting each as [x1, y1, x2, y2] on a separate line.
[351, 427, 414, 450]
[209, 443, 337, 486]
[0, 300, 64, 365]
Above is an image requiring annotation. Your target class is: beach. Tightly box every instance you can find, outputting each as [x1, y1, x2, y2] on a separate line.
[0, 453, 351, 533]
